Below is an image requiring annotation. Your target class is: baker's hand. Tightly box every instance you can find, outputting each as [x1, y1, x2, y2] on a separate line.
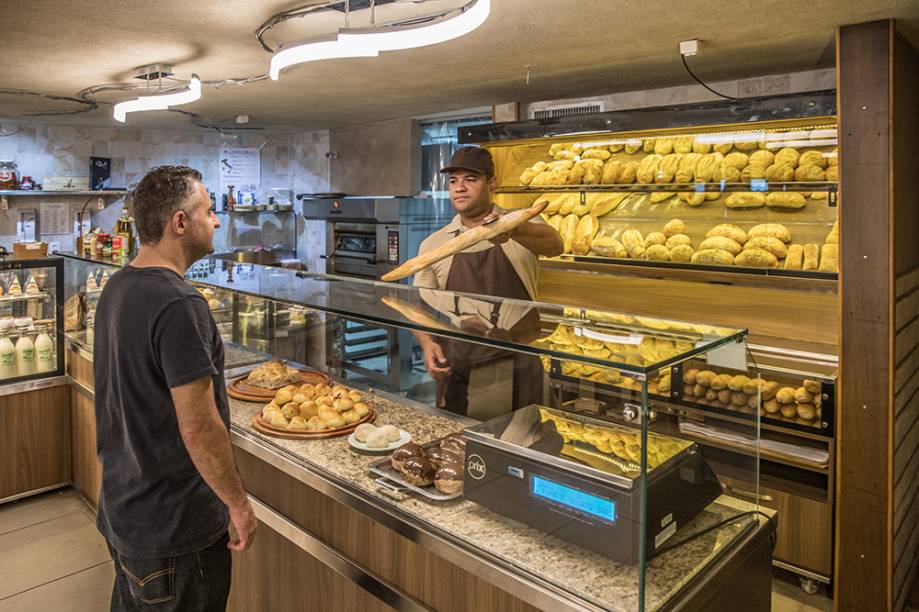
[228, 499, 257, 552]
[423, 343, 452, 380]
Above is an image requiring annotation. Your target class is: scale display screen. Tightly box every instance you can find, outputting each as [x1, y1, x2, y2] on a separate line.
[531, 475, 616, 522]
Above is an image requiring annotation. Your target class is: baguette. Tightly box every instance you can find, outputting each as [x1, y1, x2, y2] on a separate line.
[380, 201, 548, 281]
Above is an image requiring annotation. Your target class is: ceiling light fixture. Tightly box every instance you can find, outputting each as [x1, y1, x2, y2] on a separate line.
[269, 0, 490, 80]
[113, 75, 202, 122]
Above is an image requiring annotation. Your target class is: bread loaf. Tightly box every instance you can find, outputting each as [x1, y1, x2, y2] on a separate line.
[673, 136, 694, 154]
[695, 152, 723, 182]
[783, 244, 803, 269]
[643, 139, 656, 153]
[691, 248, 735, 265]
[657, 153, 682, 183]
[825, 220, 839, 245]
[774, 147, 800, 167]
[712, 164, 741, 182]
[764, 163, 795, 182]
[547, 214, 563, 233]
[561, 213, 580, 254]
[621, 229, 646, 258]
[665, 233, 692, 249]
[734, 248, 778, 268]
[619, 161, 639, 184]
[650, 191, 676, 203]
[519, 162, 547, 185]
[675, 153, 702, 182]
[601, 160, 623, 184]
[748, 223, 791, 243]
[818, 243, 838, 272]
[799, 150, 828, 168]
[637, 155, 662, 184]
[645, 232, 667, 247]
[711, 373, 732, 390]
[765, 192, 806, 209]
[762, 381, 780, 401]
[802, 243, 819, 270]
[669, 244, 694, 262]
[663, 218, 685, 237]
[724, 192, 766, 209]
[645, 244, 670, 261]
[590, 236, 628, 258]
[740, 164, 767, 181]
[654, 138, 674, 155]
[558, 196, 577, 216]
[744, 236, 787, 259]
[795, 164, 826, 182]
[713, 141, 733, 155]
[749, 150, 775, 167]
[723, 152, 750, 170]
[591, 194, 627, 217]
[825, 165, 838, 181]
[581, 148, 612, 161]
[706, 224, 747, 245]
[678, 191, 706, 206]
[692, 139, 712, 154]
[572, 215, 600, 255]
[700, 236, 743, 255]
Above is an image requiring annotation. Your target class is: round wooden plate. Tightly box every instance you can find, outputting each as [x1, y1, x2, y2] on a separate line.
[227, 369, 331, 402]
[250, 406, 375, 440]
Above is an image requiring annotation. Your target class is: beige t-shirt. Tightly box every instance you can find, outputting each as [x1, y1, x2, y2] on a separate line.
[412, 205, 544, 300]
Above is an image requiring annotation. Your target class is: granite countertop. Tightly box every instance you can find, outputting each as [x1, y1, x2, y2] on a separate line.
[227, 374, 761, 612]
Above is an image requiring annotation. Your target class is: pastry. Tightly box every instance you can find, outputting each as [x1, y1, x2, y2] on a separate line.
[669, 244, 694, 262]
[391, 442, 424, 472]
[734, 248, 778, 268]
[440, 433, 467, 456]
[699, 236, 743, 255]
[724, 192, 766, 209]
[608, 142, 625, 153]
[818, 243, 838, 272]
[713, 141, 733, 155]
[269, 413, 289, 428]
[764, 163, 795, 182]
[645, 232, 667, 247]
[663, 218, 685, 237]
[748, 223, 791, 243]
[591, 236, 628, 258]
[784, 244, 804, 269]
[691, 249, 735, 265]
[353, 401, 371, 418]
[622, 229, 646, 259]
[434, 463, 464, 495]
[287, 416, 308, 430]
[795, 164, 826, 182]
[734, 136, 761, 151]
[665, 234, 691, 249]
[354, 423, 377, 443]
[645, 244, 670, 261]
[802, 243, 820, 271]
[803, 379, 822, 394]
[774, 147, 800, 167]
[744, 236, 787, 259]
[705, 224, 747, 244]
[247, 360, 303, 389]
[425, 446, 463, 467]
[765, 192, 806, 209]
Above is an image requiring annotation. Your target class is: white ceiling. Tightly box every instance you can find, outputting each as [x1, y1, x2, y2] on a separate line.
[2, 0, 919, 132]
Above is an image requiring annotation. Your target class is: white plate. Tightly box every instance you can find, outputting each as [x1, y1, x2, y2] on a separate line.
[347, 429, 411, 453]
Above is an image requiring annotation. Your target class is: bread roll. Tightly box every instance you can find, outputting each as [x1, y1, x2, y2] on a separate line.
[695, 371, 717, 387]
[706, 223, 747, 244]
[666, 233, 692, 249]
[799, 150, 828, 168]
[637, 155, 662, 184]
[744, 236, 787, 259]
[712, 164, 741, 183]
[621, 229, 646, 258]
[818, 243, 838, 272]
[645, 244, 670, 261]
[693, 139, 712, 154]
[776, 387, 796, 404]
[591, 194, 626, 217]
[765, 163, 795, 182]
[561, 214, 580, 254]
[803, 243, 820, 270]
[803, 379, 822, 394]
[714, 142, 733, 155]
[676, 153, 702, 182]
[705, 388, 719, 401]
[608, 142, 625, 153]
[654, 138, 674, 155]
[624, 140, 642, 154]
[711, 374, 733, 390]
[547, 214, 563, 233]
[748, 223, 791, 243]
[670, 244, 694, 262]
[695, 152, 724, 182]
[796, 402, 817, 420]
[825, 165, 838, 181]
[784, 244, 804, 269]
[678, 191, 706, 206]
[650, 191, 676, 203]
[740, 164, 767, 181]
[762, 381, 780, 401]
[692, 248, 735, 265]
[673, 136, 694, 154]
[723, 152, 750, 170]
[763, 398, 781, 414]
[794, 386, 815, 403]
[795, 164, 826, 182]
[749, 150, 774, 167]
[590, 236, 628, 258]
[643, 138, 656, 153]
[765, 192, 806, 209]
[774, 147, 800, 166]
[692, 383, 706, 397]
[717, 389, 733, 404]
[657, 153, 682, 183]
[645, 232, 667, 247]
[724, 192, 766, 208]
[619, 161, 639, 184]
[699, 236, 743, 255]
[582, 148, 612, 161]
[780, 403, 798, 418]
[601, 160, 623, 184]
[731, 391, 749, 407]
[735, 248, 778, 268]
[663, 218, 686, 237]
[683, 368, 700, 384]
[572, 215, 600, 255]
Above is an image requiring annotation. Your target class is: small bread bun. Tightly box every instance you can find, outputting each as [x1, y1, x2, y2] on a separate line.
[366, 429, 389, 449]
[354, 423, 377, 443]
[380, 424, 401, 443]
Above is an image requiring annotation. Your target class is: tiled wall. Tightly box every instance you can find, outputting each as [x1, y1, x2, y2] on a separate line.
[0, 125, 331, 253]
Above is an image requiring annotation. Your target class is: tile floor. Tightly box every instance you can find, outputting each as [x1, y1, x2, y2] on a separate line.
[0, 488, 842, 612]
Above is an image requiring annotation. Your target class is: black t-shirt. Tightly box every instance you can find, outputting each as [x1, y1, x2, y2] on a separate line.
[93, 265, 230, 558]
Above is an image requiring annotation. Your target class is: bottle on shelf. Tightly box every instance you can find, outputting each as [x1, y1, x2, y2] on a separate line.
[114, 205, 135, 256]
[226, 185, 236, 212]
[14, 326, 35, 377]
[34, 325, 54, 373]
[0, 330, 15, 379]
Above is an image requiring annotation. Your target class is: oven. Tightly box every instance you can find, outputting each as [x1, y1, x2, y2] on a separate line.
[328, 223, 402, 279]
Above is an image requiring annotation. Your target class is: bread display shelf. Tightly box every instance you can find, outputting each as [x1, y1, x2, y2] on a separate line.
[0, 292, 51, 303]
[497, 181, 838, 195]
[250, 406, 375, 440]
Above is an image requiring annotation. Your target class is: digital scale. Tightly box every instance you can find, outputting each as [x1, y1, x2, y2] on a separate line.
[462, 405, 722, 564]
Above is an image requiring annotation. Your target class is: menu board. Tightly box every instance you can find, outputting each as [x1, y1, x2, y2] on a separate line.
[41, 202, 70, 235]
[219, 147, 260, 194]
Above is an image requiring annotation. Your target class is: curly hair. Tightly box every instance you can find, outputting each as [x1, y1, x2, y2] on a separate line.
[132, 165, 203, 245]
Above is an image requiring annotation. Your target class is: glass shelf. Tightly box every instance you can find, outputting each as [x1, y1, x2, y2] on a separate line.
[0, 190, 128, 197]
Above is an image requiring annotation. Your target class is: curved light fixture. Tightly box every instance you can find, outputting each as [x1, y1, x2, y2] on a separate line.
[269, 0, 490, 80]
[113, 75, 202, 122]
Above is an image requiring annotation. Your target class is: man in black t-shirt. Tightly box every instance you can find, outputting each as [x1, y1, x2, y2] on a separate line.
[94, 166, 255, 612]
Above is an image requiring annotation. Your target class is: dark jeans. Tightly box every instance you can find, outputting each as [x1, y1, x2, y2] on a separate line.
[106, 534, 231, 612]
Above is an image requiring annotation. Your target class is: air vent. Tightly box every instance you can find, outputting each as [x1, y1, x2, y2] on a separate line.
[529, 100, 605, 119]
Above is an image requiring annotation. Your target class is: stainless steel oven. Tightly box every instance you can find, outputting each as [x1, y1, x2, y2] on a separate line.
[328, 222, 402, 279]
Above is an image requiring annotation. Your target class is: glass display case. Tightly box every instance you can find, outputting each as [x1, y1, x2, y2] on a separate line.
[0, 257, 63, 385]
[62, 253, 769, 611]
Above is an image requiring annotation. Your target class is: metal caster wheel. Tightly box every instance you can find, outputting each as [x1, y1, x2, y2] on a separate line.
[799, 577, 820, 595]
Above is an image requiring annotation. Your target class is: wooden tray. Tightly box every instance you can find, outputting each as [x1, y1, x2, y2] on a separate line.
[227, 369, 331, 402]
[250, 406, 375, 440]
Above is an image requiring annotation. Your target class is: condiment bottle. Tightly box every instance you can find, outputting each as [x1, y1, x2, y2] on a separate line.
[35, 326, 54, 373]
[0, 332, 16, 379]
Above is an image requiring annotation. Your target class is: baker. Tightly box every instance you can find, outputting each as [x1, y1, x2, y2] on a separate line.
[412, 147, 563, 417]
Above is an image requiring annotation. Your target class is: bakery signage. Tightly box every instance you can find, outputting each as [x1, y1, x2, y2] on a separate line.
[467, 454, 486, 480]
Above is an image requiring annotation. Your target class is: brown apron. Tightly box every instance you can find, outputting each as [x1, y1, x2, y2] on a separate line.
[437, 244, 544, 416]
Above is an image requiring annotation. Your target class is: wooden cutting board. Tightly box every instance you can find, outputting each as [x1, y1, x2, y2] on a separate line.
[250, 406, 375, 440]
[227, 369, 331, 402]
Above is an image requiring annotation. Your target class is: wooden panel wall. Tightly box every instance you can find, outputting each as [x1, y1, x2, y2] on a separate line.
[836, 19, 894, 612]
[892, 30, 919, 612]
